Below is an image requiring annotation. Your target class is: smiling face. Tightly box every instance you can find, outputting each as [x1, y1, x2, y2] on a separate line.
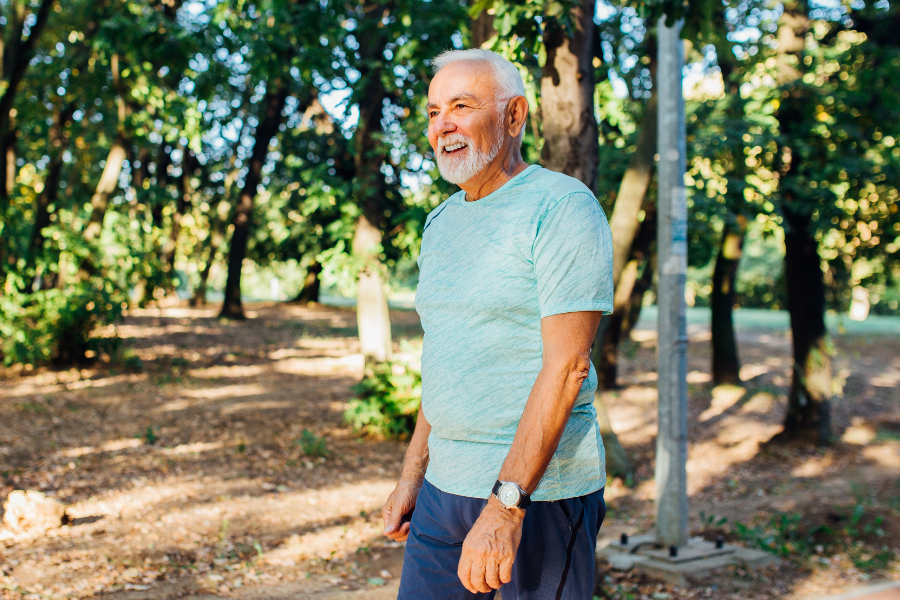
[426, 61, 509, 185]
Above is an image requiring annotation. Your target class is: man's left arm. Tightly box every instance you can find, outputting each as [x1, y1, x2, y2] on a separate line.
[457, 310, 602, 594]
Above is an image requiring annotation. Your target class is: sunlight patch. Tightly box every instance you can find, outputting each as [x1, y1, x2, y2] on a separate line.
[183, 384, 268, 400]
[699, 386, 746, 422]
[220, 400, 295, 415]
[160, 441, 224, 455]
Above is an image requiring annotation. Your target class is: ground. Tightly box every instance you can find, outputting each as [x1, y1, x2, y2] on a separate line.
[0, 302, 898, 600]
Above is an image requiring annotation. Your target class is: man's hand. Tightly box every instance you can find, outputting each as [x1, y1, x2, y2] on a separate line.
[382, 476, 422, 542]
[458, 496, 524, 593]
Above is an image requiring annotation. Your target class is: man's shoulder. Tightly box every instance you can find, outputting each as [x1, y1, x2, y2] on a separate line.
[527, 167, 596, 203]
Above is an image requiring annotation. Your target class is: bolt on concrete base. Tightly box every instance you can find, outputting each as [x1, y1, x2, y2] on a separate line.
[597, 532, 777, 586]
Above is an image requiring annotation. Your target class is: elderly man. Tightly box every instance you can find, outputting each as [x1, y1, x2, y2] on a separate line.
[381, 48, 614, 599]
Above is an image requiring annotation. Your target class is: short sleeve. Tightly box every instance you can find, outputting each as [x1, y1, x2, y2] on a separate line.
[533, 192, 614, 318]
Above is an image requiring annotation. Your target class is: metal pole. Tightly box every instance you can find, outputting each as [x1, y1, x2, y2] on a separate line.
[655, 15, 689, 548]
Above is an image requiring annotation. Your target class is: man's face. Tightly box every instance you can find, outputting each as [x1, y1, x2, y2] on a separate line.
[426, 61, 507, 185]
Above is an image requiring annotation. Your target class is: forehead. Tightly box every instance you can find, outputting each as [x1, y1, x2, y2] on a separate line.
[428, 60, 498, 104]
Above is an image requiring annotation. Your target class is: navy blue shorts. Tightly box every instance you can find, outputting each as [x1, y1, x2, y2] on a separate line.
[398, 479, 606, 600]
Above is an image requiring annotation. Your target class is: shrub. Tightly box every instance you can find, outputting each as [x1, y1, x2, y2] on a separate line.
[345, 361, 421, 439]
[295, 429, 328, 457]
[0, 277, 125, 366]
[733, 504, 897, 573]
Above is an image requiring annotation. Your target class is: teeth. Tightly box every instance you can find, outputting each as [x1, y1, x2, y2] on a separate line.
[443, 142, 467, 152]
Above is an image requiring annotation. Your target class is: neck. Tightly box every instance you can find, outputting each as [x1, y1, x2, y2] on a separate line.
[460, 143, 528, 202]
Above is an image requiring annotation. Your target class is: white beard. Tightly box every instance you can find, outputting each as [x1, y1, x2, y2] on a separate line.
[435, 125, 504, 185]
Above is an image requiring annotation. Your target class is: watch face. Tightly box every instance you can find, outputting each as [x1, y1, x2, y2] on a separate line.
[497, 483, 521, 507]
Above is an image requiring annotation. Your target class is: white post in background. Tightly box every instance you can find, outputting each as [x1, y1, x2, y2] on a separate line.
[655, 15, 689, 548]
[270, 277, 280, 301]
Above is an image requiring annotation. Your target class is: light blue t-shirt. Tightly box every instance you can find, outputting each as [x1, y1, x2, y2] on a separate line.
[414, 165, 614, 501]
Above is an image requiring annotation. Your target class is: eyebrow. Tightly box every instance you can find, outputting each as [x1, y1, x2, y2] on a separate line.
[426, 92, 479, 110]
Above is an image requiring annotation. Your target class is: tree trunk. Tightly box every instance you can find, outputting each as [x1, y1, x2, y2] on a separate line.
[190, 201, 228, 307]
[190, 236, 219, 307]
[292, 259, 322, 304]
[83, 137, 127, 243]
[351, 12, 395, 371]
[354, 215, 392, 367]
[539, 0, 632, 478]
[621, 238, 656, 341]
[81, 53, 129, 278]
[539, 0, 598, 195]
[470, 4, 496, 48]
[608, 94, 658, 284]
[710, 217, 746, 385]
[4, 128, 15, 196]
[595, 201, 657, 389]
[781, 209, 832, 444]
[26, 104, 74, 284]
[592, 93, 658, 382]
[774, 0, 832, 445]
[593, 390, 634, 482]
[161, 147, 196, 294]
[219, 80, 289, 319]
[139, 143, 173, 306]
[0, 0, 56, 199]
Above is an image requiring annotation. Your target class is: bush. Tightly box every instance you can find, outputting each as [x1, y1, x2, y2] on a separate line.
[0, 277, 125, 366]
[345, 361, 421, 439]
[295, 429, 328, 457]
[733, 505, 897, 573]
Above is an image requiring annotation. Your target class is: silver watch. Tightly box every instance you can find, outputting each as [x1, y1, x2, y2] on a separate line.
[492, 480, 531, 509]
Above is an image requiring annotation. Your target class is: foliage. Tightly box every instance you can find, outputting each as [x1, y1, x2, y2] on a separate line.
[0, 276, 124, 366]
[295, 429, 329, 458]
[0, 0, 897, 367]
[345, 361, 422, 439]
[733, 504, 897, 573]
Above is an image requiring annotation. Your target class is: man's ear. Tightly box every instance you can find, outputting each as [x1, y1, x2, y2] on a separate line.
[506, 96, 529, 139]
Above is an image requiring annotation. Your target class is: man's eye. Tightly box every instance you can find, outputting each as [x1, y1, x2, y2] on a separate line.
[455, 104, 467, 110]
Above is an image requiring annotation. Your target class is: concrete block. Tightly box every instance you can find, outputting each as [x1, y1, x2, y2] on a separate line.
[597, 533, 779, 586]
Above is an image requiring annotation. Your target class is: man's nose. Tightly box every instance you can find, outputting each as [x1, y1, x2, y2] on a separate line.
[432, 113, 456, 136]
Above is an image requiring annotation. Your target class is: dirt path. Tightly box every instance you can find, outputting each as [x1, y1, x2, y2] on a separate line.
[1, 303, 898, 599]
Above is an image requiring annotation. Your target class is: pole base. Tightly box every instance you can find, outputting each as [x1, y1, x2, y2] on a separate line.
[598, 532, 777, 585]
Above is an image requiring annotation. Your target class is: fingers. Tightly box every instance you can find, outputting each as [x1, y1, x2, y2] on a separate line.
[484, 557, 502, 590]
[471, 556, 491, 593]
[499, 555, 514, 585]
[382, 503, 399, 536]
[459, 548, 493, 594]
[457, 551, 474, 593]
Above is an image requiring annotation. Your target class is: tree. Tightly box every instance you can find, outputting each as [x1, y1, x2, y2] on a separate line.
[710, 215, 746, 384]
[773, 0, 832, 443]
[334, 0, 465, 370]
[770, 0, 900, 444]
[540, 0, 598, 194]
[206, 0, 335, 319]
[219, 80, 290, 319]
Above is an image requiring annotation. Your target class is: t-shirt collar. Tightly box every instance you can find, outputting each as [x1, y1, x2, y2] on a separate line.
[457, 164, 541, 206]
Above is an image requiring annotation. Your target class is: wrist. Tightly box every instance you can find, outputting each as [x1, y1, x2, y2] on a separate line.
[398, 469, 425, 486]
[487, 494, 526, 522]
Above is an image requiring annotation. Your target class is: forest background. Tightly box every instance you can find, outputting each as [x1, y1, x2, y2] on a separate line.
[0, 0, 899, 597]
[2, 0, 898, 448]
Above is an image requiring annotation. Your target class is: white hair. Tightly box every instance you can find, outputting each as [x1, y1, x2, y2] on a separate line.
[431, 49, 526, 101]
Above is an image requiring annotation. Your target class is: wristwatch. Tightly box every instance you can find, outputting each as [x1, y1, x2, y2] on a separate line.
[492, 480, 531, 509]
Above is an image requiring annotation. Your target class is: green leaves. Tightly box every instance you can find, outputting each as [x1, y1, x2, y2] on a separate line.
[345, 361, 422, 439]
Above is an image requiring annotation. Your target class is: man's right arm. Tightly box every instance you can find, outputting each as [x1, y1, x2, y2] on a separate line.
[382, 406, 430, 541]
